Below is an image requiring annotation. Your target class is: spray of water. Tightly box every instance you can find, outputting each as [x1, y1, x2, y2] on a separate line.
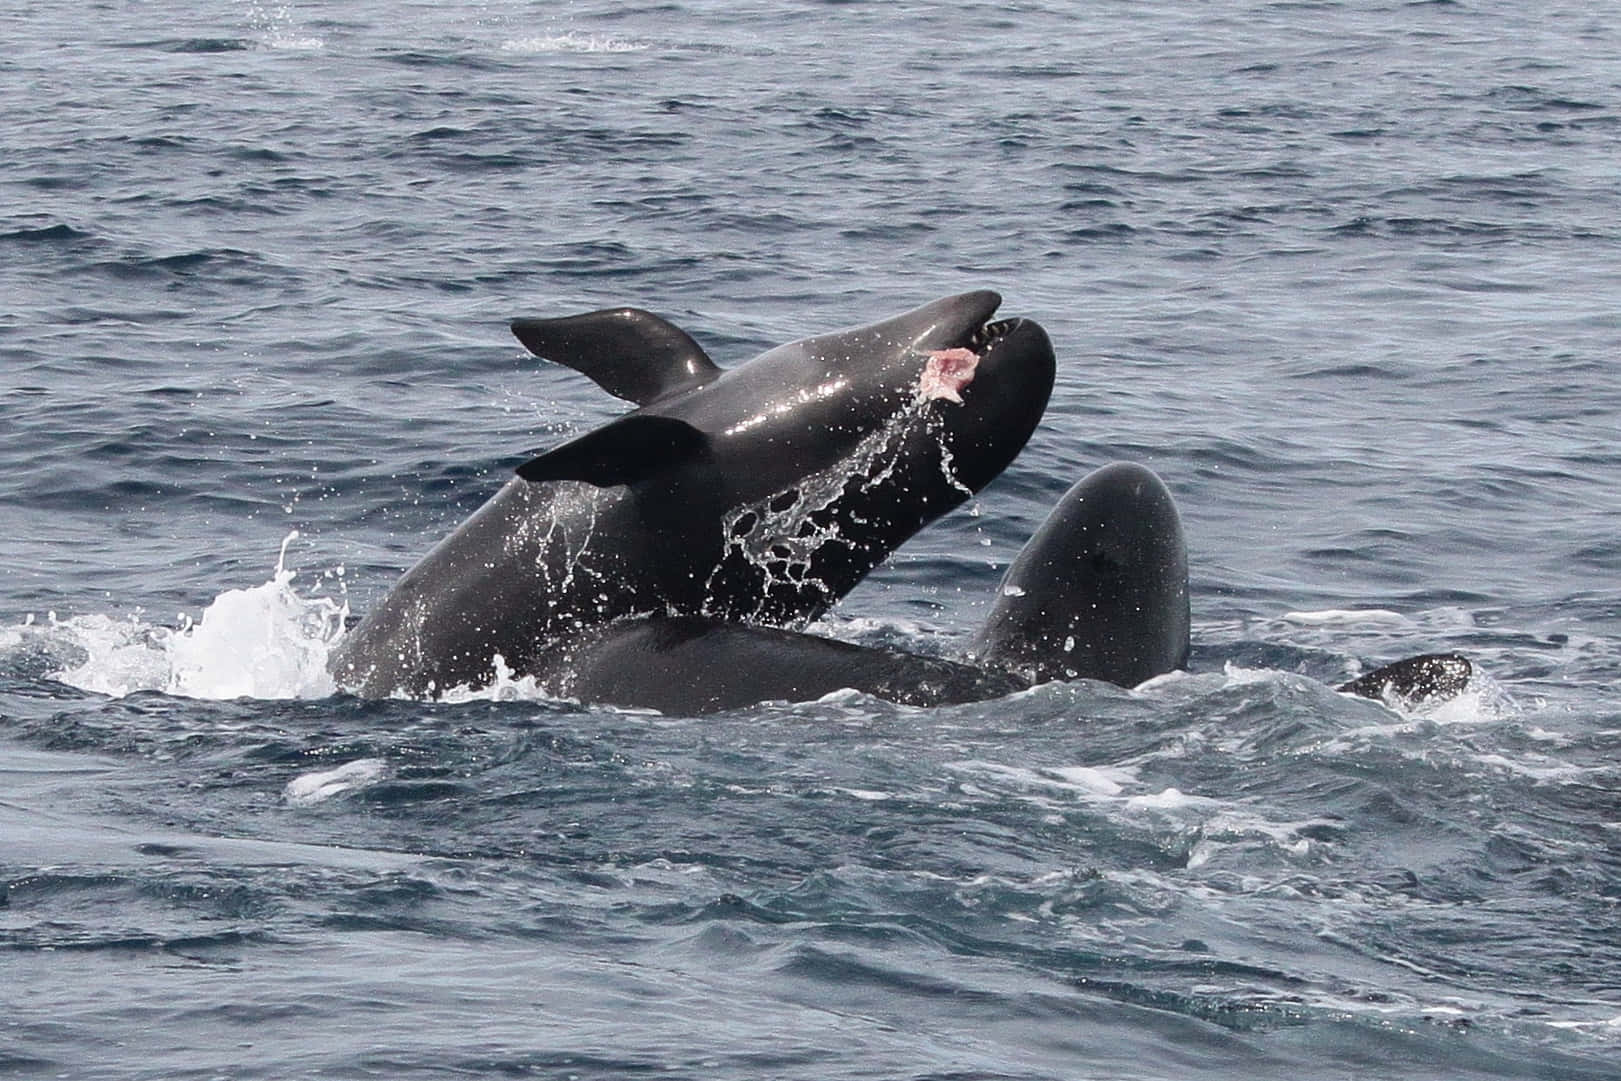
[507, 481, 632, 635]
[706, 402, 957, 620]
[239, 1, 324, 50]
[8, 396, 968, 704]
[8, 533, 347, 701]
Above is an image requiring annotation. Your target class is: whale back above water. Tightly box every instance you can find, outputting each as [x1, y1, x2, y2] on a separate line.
[554, 616, 1029, 714]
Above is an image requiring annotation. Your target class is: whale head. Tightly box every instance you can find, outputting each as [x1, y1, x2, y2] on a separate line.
[977, 462, 1191, 687]
[686, 290, 1055, 504]
[513, 290, 1054, 505]
[508, 291, 1056, 623]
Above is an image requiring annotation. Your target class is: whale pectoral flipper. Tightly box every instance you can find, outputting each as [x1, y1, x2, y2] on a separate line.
[516, 415, 708, 487]
[511, 308, 723, 406]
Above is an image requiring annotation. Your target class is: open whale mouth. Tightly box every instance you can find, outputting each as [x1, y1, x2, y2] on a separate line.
[969, 317, 1021, 351]
[918, 312, 1029, 405]
[919, 347, 979, 404]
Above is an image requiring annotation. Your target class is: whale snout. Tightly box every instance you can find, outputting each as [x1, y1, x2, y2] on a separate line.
[921, 315, 1054, 412]
[959, 315, 1055, 407]
[895, 290, 1002, 353]
[913, 311, 1053, 495]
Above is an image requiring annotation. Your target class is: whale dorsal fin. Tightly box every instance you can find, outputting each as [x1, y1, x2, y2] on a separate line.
[1338, 653, 1472, 704]
[511, 308, 722, 406]
[516, 415, 708, 488]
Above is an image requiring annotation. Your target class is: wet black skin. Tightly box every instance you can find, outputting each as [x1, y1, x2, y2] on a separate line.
[1337, 653, 1472, 704]
[545, 464, 1471, 714]
[555, 616, 1029, 713]
[976, 461, 1191, 687]
[329, 292, 1055, 697]
[549, 461, 1191, 712]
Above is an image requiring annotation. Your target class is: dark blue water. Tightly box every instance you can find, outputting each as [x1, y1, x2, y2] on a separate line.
[4, 2, 1620, 1078]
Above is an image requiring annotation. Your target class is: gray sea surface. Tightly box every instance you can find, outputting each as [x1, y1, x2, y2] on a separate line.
[3, 2, 1620, 1078]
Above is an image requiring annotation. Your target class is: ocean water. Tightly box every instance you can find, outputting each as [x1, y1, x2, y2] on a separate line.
[4, 1, 1620, 1078]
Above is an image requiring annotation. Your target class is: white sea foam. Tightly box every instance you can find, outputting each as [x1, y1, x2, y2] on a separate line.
[437, 654, 552, 704]
[1133, 668, 1190, 693]
[1219, 662, 1284, 686]
[40, 533, 347, 701]
[945, 759, 1141, 801]
[836, 787, 894, 802]
[1282, 609, 1408, 626]
[284, 758, 388, 807]
[1044, 765, 1128, 797]
[1124, 786, 1197, 812]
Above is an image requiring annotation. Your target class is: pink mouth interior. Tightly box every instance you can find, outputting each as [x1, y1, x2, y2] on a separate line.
[918, 347, 980, 404]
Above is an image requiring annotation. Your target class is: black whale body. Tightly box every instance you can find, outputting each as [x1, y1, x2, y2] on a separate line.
[556, 616, 1031, 712]
[329, 292, 1055, 697]
[550, 462, 1192, 712]
[547, 463, 1471, 714]
[976, 461, 1190, 687]
[554, 618, 1472, 714]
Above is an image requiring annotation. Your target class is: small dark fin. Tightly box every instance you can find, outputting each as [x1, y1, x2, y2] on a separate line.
[516, 415, 708, 487]
[1339, 653, 1472, 705]
[511, 308, 722, 406]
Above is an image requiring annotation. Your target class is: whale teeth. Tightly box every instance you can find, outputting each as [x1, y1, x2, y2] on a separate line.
[970, 319, 1013, 350]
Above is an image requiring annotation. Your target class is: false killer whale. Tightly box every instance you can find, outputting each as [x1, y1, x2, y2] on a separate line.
[544, 464, 1471, 714]
[547, 462, 1189, 712]
[329, 292, 1055, 697]
[976, 461, 1189, 686]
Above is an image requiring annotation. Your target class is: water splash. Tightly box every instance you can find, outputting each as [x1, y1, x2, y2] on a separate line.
[21, 533, 347, 701]
[506, 481, 630, 632]
[439, 654, 550, 704]
[707, 403, 951, 619]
